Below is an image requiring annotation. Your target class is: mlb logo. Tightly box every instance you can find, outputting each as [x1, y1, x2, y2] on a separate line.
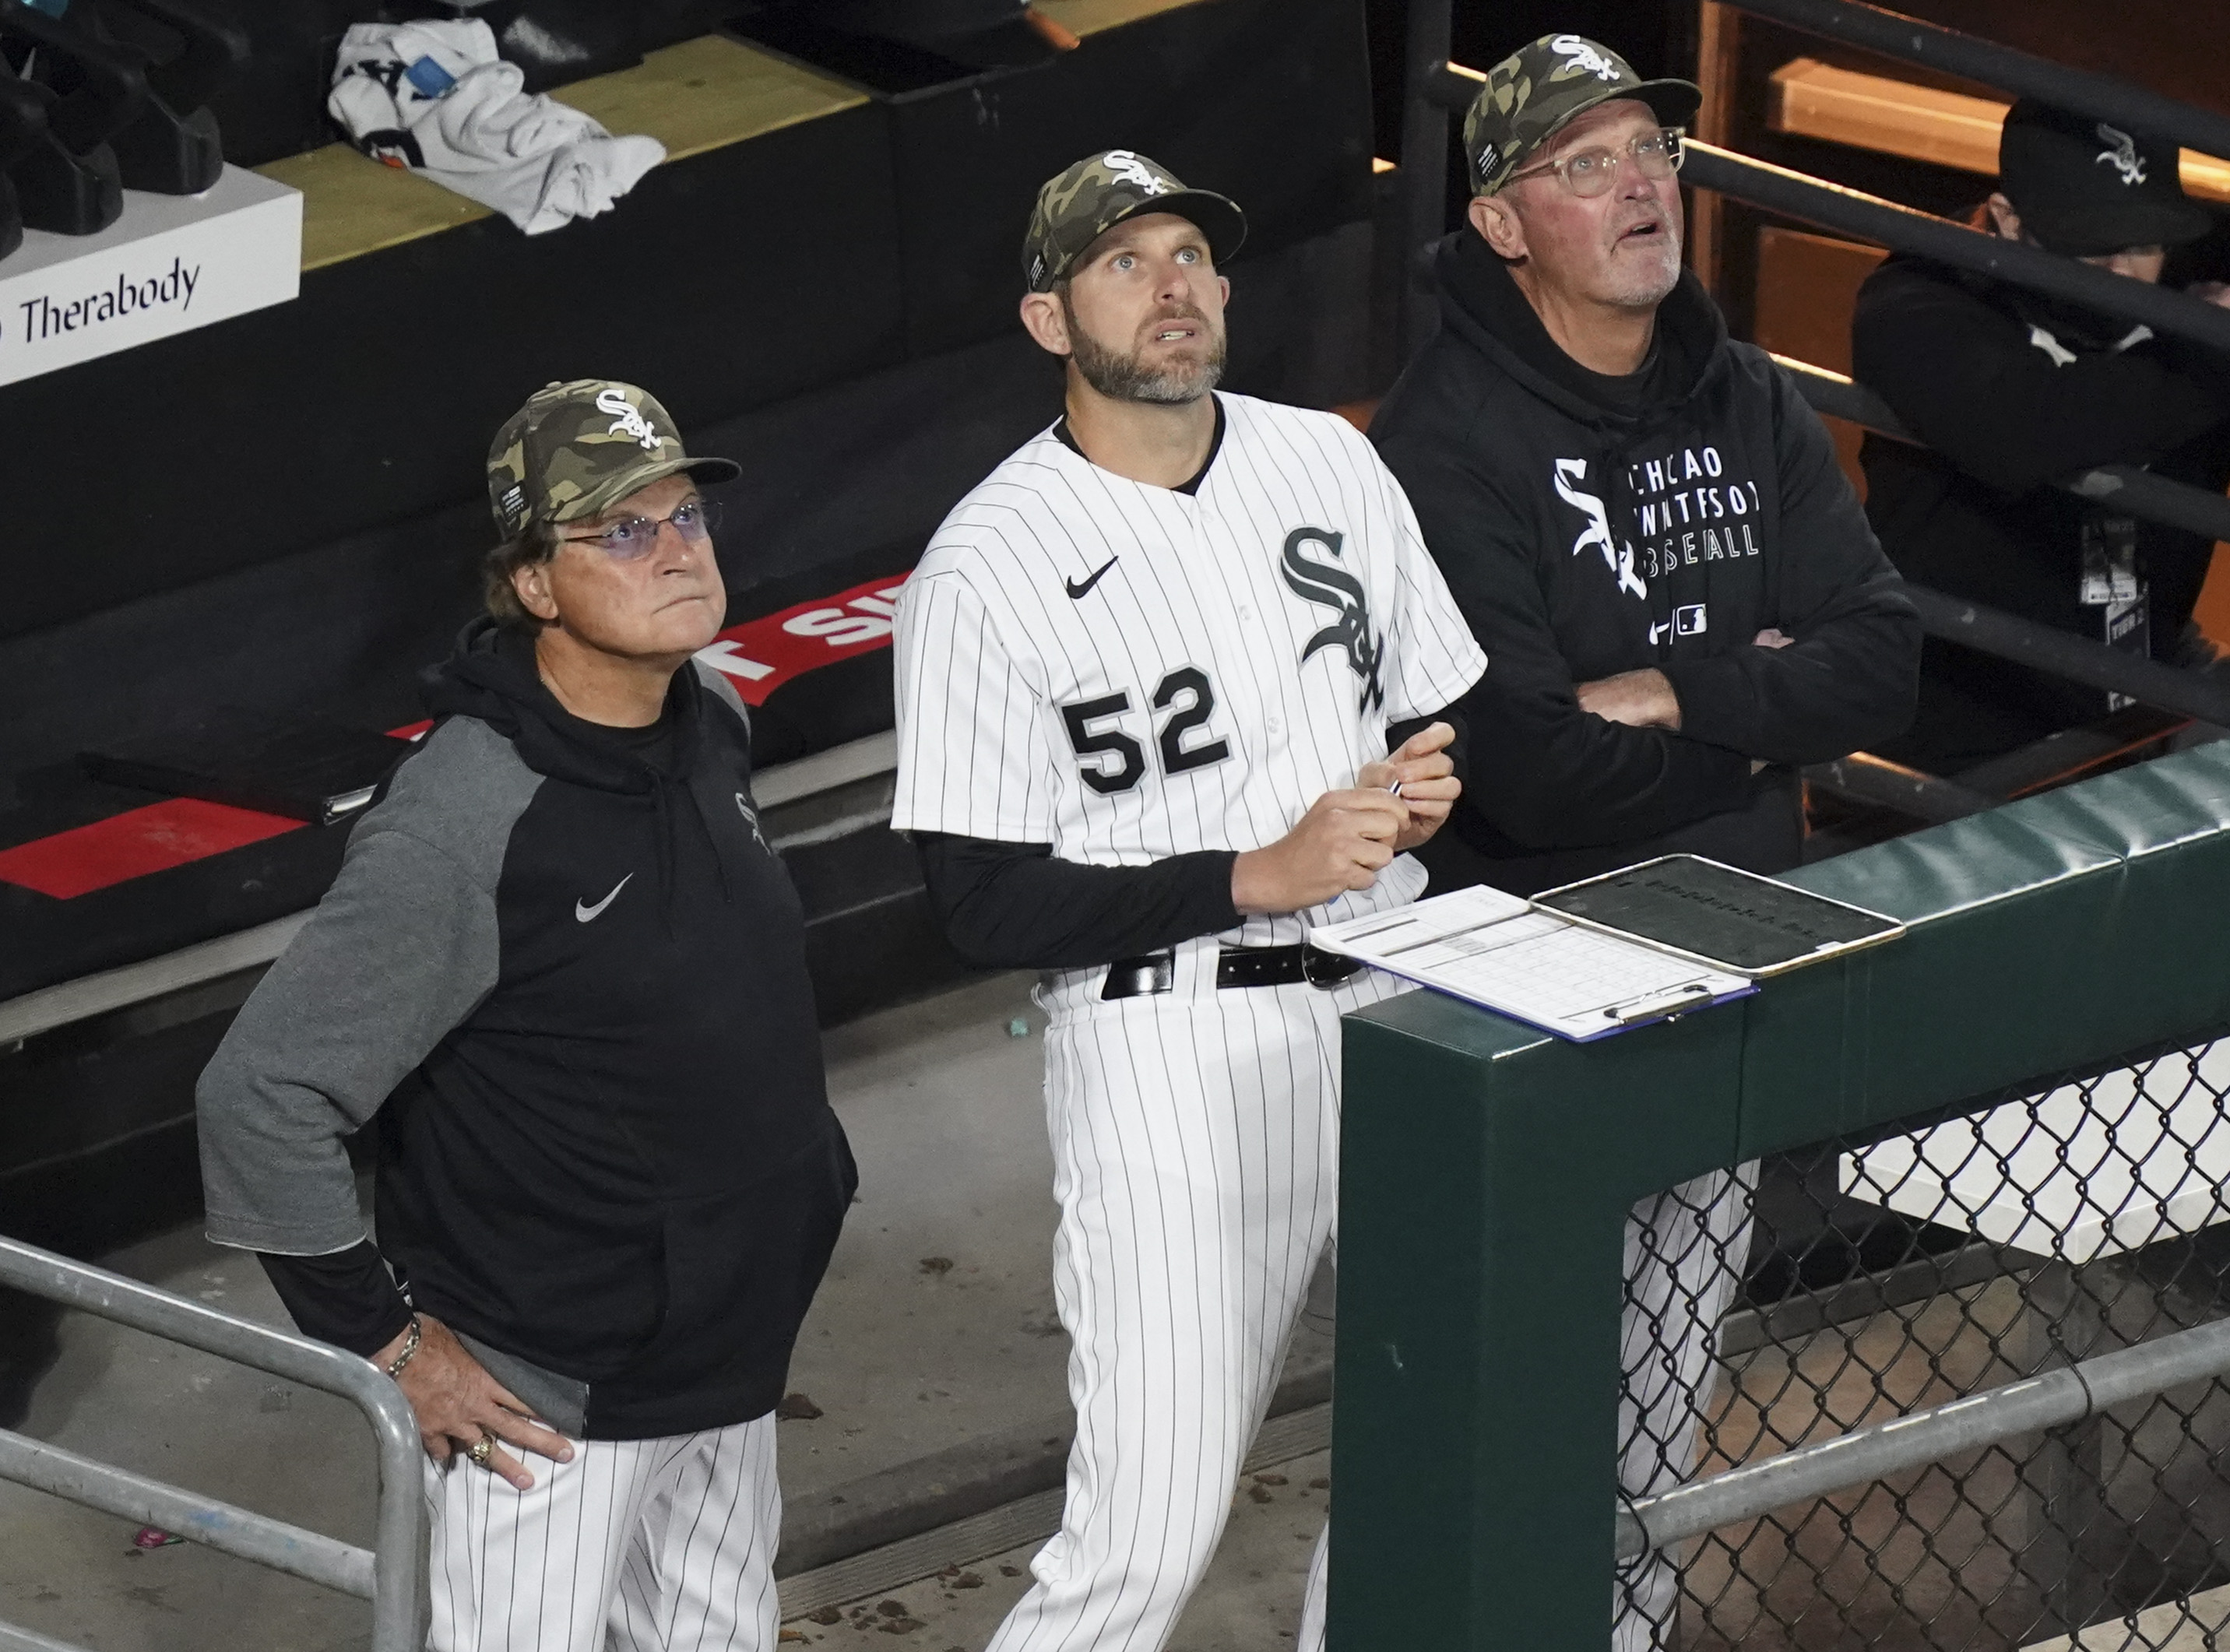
[1674, 603, 1708, 637]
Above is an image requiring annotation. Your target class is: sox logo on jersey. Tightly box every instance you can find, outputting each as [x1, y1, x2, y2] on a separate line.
[1279, 526, 1387, 712]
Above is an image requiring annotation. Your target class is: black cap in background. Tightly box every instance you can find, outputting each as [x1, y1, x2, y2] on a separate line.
[1999, 98, 2212, 258]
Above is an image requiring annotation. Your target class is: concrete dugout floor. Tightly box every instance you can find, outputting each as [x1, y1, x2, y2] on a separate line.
[0, 972, 1332, 1650]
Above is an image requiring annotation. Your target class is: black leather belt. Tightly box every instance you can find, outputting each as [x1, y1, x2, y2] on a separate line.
[1100, 943, 1364, 1001]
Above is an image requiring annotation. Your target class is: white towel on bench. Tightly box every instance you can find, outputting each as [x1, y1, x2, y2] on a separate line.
[329, 20, 664, 235]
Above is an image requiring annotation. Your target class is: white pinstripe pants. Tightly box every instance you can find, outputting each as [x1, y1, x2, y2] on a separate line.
[424, 1411, 781, 1652]
[989, 955, 1409, 1652]
[1613, 1166, 1755, 1652]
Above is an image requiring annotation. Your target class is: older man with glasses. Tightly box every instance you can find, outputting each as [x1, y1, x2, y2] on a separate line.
[197, 379, 856, 1652]
[1370, 33, 1920, 1652]
[1375, 33, 1917, 898]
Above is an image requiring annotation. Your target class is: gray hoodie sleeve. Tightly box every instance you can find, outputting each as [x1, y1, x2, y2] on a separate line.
[196, 719, 536, 1255]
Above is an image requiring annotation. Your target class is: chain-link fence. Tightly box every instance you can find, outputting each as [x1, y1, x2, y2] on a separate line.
[1619, 1030, 2230, 1652]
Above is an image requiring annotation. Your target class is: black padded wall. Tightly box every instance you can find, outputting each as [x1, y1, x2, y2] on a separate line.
[886, 0, 1376, 357]
[2, 102, 904, 641]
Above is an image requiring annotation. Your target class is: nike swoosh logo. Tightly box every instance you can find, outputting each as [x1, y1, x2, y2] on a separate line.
[1065, 556, 1118, 599]
[575, 873, 632, 923]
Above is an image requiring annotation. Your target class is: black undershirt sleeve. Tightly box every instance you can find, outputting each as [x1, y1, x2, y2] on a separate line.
[917, 837, 1242, 969]
[1387, 708, 1468, 790]
[259, 1241, 413, 1359]
[916, 708, 1468, 971]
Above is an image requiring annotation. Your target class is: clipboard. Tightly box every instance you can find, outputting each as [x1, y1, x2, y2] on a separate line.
[1308, 884, 1757, 1042]
[1309, 857, 1903, 1042]
[1531, 855, 1905, 978]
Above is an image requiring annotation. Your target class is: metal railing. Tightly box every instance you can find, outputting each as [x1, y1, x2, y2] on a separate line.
[1775, 357, 2230, 549]
[0, 1236, 424, 1652]
[1674, 139, 2230, 354]
[1724, 0, 2230, 166]
[1617, 1311, 2230, 1566]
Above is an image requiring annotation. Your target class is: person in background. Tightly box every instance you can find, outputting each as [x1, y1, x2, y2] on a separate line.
[1857, 98, 2230, 775]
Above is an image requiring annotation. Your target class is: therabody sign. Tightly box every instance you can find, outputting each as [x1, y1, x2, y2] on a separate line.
[0, 167, 301, 386]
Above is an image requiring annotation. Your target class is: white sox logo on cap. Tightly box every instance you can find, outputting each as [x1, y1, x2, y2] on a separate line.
[1102, 149, 1170, 195]
[2095, 124, 2147, 186]
[1551, 33, 1625, 82]
[596, 386, 663, 451]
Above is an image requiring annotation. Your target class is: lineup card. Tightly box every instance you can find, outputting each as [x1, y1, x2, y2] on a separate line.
[1311, 886, 1756, 1042]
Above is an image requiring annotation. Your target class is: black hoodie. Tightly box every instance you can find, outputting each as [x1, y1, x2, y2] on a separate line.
[199, 621, 853, 1439]
[1371, 232, 1920, 893]
[1853, 252, 2230, 772]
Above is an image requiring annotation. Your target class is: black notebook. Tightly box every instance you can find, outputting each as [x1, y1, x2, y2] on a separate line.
[83, 711, 412, 827]
[1531, 855, 1905, 978]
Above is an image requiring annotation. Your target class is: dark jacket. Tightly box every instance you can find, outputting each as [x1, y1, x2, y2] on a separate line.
[1372, 232, 1919, 895]
[1853, 252, 2230, 772]
[199, 623, 853, 1440]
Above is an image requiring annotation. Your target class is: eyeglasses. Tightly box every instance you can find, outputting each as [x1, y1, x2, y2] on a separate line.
[1504, 128, 1685, 199]
[558, 497, 721, 561]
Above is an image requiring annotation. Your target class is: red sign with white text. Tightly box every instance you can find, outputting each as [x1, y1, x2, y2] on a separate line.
[0, 575, 913, 899]
[692, 574, 910, 706]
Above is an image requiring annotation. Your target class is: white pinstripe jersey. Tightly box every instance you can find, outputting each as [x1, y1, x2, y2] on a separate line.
[892, 392, 1487, 948]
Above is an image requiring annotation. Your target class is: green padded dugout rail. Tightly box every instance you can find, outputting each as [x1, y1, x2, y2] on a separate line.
[1328, 738, 2230, 1649]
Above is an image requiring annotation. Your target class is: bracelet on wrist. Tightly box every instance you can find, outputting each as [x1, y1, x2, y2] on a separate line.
[384, 1313, 424, 1379]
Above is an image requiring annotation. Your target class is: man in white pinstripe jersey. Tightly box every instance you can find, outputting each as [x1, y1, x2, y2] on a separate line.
[891, 151, 1489, 1651]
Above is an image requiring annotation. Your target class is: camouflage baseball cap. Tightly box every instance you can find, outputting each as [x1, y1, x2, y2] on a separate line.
[1022, 149, 1247, 292]
[1463, 34, 1701, 195]
[485, 379, 741, 536]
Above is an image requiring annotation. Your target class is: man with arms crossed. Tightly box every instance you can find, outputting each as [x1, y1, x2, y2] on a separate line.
[892, 153, 1486, 1651]
[198, 381, 855, 1651]
[1372, 36, 1920, 1650]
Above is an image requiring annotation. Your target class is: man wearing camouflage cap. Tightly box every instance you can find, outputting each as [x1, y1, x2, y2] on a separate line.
[198, 380, 854, 1650]
[1372, 33, 1919, 1652]
[895, 150, 1484, 1652]
[1376, 30, 1915, 888]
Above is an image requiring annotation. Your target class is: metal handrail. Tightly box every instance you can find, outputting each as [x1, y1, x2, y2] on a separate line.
[1680, 140, 2230, 355]
[0, 1622, 93, 1652]
[1901, 582, 2230, 727]
[1614, 1313, 2230, 1561]
[0, 1236, 424, 1652]
[1395, 0, 1455, 355]
[1801, 751, 1995, 823]
[1772, 355, 2230, 546]
[1726, 0, 2230, 164]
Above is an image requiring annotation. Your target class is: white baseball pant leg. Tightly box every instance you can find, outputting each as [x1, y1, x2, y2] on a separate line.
[1613, 1163, 1757, 1652]
[426, 1411, 781, 1652]
[988, 955, 1407, 1652]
